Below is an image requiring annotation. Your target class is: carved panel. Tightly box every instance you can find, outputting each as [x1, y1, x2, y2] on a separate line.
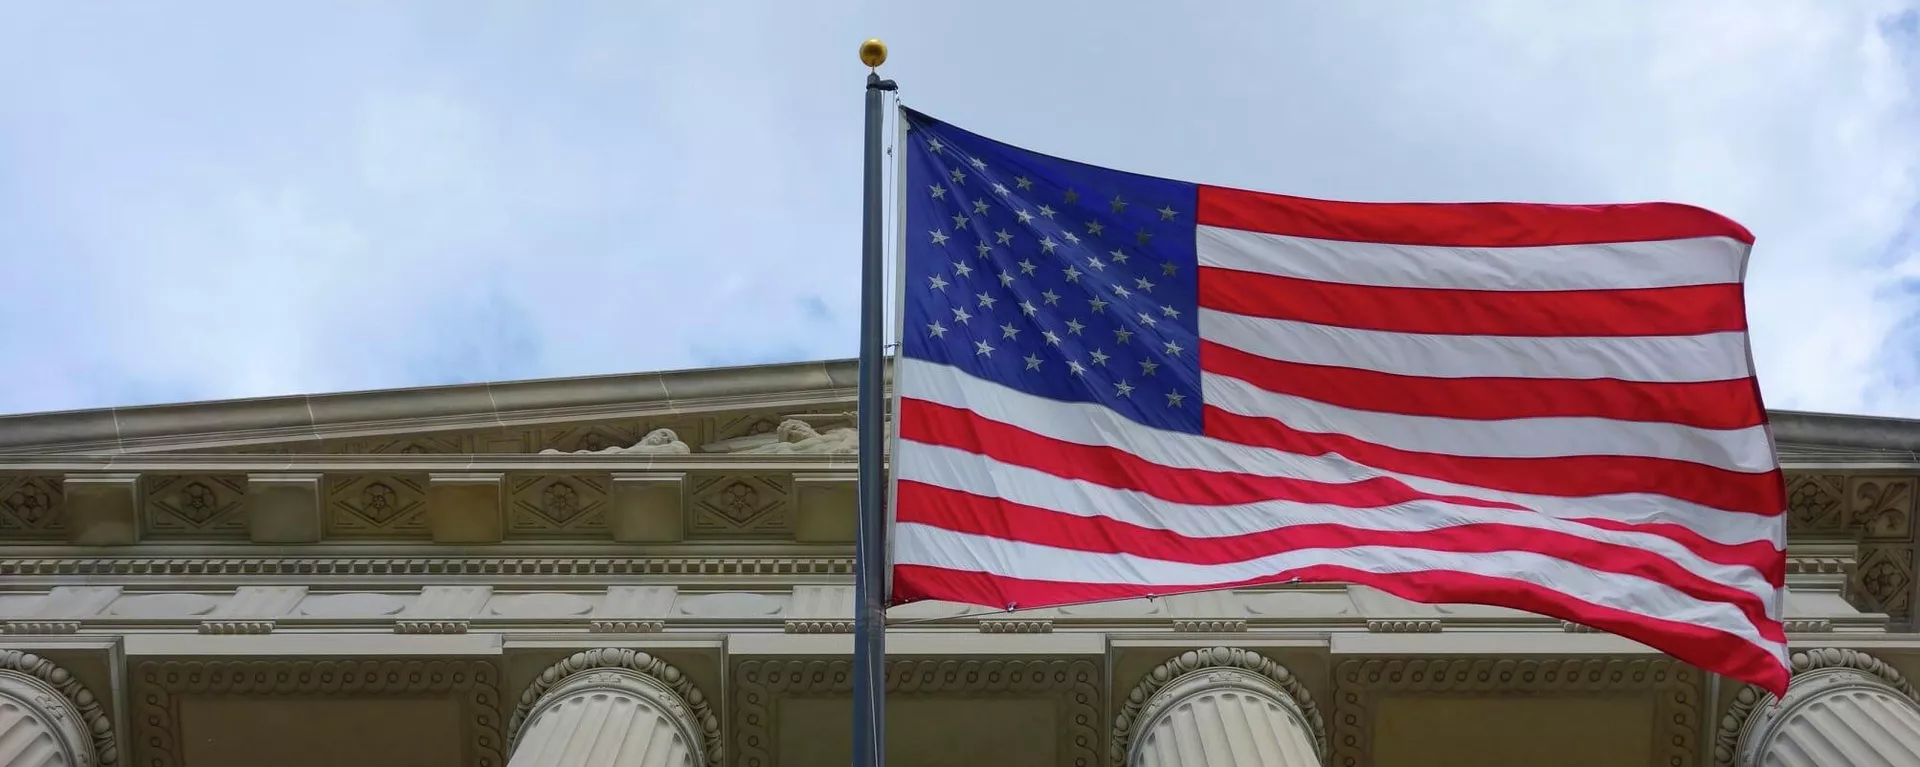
[1856, 543, 1914, 617]
[536, 420, 647, 453]
[506, 474, 608, 535]
[1848, 476, 1916, 542]
[733, 658, 1101, 767]
[326, 474, 429, 536]
[144, 474, 248, 536]
[327, 434, 475, 454]
[1330, 657, 1700, 767]
[133, 659, 506, 767]
[1786, 474, 1846, 532]
[689, 474, 791, 536]
[0, 475, 64, 537]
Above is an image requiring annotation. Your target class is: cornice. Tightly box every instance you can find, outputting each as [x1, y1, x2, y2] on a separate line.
[0, 452, 860, 472]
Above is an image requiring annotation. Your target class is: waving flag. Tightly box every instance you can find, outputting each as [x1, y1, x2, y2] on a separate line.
[887, 107, 1789, 695]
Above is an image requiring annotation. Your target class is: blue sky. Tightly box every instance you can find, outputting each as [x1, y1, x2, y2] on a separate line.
[2, 1, 1918, 418]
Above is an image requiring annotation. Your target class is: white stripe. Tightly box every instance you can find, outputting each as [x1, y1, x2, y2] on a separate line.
[1196, 225, 1749, 291]
[1203, 373, 1778, 473]
[1201, 308, 1752, 383]
[895, 440, 1780, 614]
[894, 522, 1784, 658]
[896, 357, 1785, 543]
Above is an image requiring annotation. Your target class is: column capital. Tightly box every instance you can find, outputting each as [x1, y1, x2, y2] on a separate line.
[507, 648, 721, 767]
[0, 649, 118, 766]
[1114, 646, 1326, 767]
[1715, 648, 1920, 767]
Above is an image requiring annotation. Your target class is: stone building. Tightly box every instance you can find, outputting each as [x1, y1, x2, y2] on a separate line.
[1, 357, 1918, 767]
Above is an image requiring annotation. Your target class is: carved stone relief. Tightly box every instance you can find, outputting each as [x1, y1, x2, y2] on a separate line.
[327, 434, 474, 454]
[326, 474, 429, 537]
[144, 474, 248, 536]
[537, 428, 690, 456]
[134, 659, 506, 767]
[1113, 646, 1326, 766]
[689, 475, 791, 536]
[1712, 648, 1920, 767]
[507, 649, 722, 767]
[1786, 474, 1918, 622]
[506, 474, 608, 535]
[0, 475, 64, 537]
[0, 649, 119, 766]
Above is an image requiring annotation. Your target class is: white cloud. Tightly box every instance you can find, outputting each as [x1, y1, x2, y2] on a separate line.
[0, 0, 1916, 418]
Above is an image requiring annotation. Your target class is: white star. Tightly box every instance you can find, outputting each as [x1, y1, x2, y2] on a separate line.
[952, 213, 970, 228]
[1114, 285, 1132, 299]
[1025, 354, 1044, 370]
[974, 340, 995, 356]
[1163, 340, 1185, 356]
[1086, 220, 1105, 237]
[928, 138, 945, 153]
[1016, 209, 1034, 224]
[992, 182, 1011, 196]
[1090, 348, 1111, 366]
[927, 321, 948, 338]
[1136, 229, 1154, 246]
[1063, 188, 1081, 204]
[1062, 264, 1083, 283]
[1063, 232, 1080, 245]
[1065, 318, 1086, 335]
[927, 274, 950, 291]
[1067, 359, 1088, 376]
[1166, 390, 1185, 407]
[995, 229, 1015, 245]
[1160, 305, 1182, 318]
[930, 230, 950, 245]
[1040, 236, 1058, 253]
[1137, 312, 1158, 327]
[1135, 276, 1155, 291]
[1038, 204, 1057, 219]
[952, 261, 973, 278]
[998, 270, 1015, 287]
[1000, 322, 1021, 339]
[1162, 261, 1179, 276]
[973, 199, 990, 214]
[1114, 380, 1135, 397]
[929, 184, 947, 199]
[1088, 296, 1109, 313]
[1140, 359, 1160, 376]
[1110, 195, 1128, 213]
[1110, 248, 1130, 264]
[1019, 300, 1038, 316]
[1086, 255, 1105, 271]
[1016, 176, 1033, 190]
[1018, 259, 1038, 275]
[1159, 205, 1178, 221]
[975, 242, 993, 259]
[1042, 330, 1063, 346]
[976, 292, 998, 309]
[952, 306, 972, 324]
[1114, 327, 1135, 344]
[970, 156, 987, 170]
[950, 168, 967, 184]
[1041, 289, 1061, 305]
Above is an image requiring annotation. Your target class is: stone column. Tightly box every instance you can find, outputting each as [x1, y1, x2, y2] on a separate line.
[1722, 648, 1920, 767]
[1114, 647, 1326, 767]
[0, 650, 117, 767]
[507, 649, 720, 767]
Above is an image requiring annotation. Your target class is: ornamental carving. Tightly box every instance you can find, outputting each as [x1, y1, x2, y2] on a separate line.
[690, 475, 790, 535]
[1850, 477, 1916, 541]
[1331, 657, 1699, 767]
[538, 428, 690, 455]
[734, 658, 1101, 767]
[326, 474, 428, 535]
[507, 474, 608, 534]
[1785, 474, 1846, 531]
[1113, 647, 1326, 766]
[508, 648, 722, 767]
[1711, 648, 1920, 767]
[144, 474, 247, 536]
[0, 475, 63, 537]
[133, 659, 504, 767]
[0, 649, 119, 766]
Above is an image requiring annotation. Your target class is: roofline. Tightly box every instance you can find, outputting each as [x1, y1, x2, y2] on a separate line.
[0, 357, 1914, 455]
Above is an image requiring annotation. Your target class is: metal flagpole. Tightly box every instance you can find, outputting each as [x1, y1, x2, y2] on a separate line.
[853, 37, 895, 767]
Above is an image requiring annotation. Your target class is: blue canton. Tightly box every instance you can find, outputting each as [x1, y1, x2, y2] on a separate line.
[901, 108, 1201, 434]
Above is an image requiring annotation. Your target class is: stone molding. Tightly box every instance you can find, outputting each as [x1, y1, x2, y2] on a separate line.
[1712, 648, 1920, 767]
[0, 555, 854, 577]
[733, 658, 1101, 767]
[508, 649, 722, 767]
[0, 649, 116, 766]
[1113, 647, 1326, 767]
[133, 658, 505, 767]
[1332, 657, 1700, 767]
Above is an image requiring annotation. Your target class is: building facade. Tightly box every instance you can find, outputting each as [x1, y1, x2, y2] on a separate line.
[1, 358, 1919, 767]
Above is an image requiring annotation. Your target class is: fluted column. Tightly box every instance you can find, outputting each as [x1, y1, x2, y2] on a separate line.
[507, 649, 720, 767]
[0, 650, 117, 767]
[1114, 647, 1326, 767]
[1726, 649, 1920, 767]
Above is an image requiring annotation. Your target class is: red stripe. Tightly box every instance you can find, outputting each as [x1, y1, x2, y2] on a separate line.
[1196, 185, 1755, 247]
[900, 398, 1781, 576]
[897, 481, 1784, 639]
[1202, 341, 1766, 430]
[1199, 266, 1747, 338]
[1203, 406, 1787, 517]
[891, 564, 1788, 697]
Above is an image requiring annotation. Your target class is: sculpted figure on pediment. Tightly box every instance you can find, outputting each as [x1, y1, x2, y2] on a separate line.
[540, 428, 690, 455]
[722, 419, 857, 455]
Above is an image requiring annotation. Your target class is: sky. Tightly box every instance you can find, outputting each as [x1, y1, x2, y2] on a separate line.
[1, 1, 1918, 418]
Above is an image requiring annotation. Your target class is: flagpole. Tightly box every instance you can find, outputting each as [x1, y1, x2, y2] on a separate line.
[853, 37, 896, 767]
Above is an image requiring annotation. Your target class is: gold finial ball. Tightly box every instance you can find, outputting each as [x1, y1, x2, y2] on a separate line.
[859, 38, 888, 69]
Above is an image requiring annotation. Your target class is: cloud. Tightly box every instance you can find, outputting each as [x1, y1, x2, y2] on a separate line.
[0, 0, 1917, 419]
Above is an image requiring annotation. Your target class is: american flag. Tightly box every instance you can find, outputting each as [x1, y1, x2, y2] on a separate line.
[887, 107, 1788, 695]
